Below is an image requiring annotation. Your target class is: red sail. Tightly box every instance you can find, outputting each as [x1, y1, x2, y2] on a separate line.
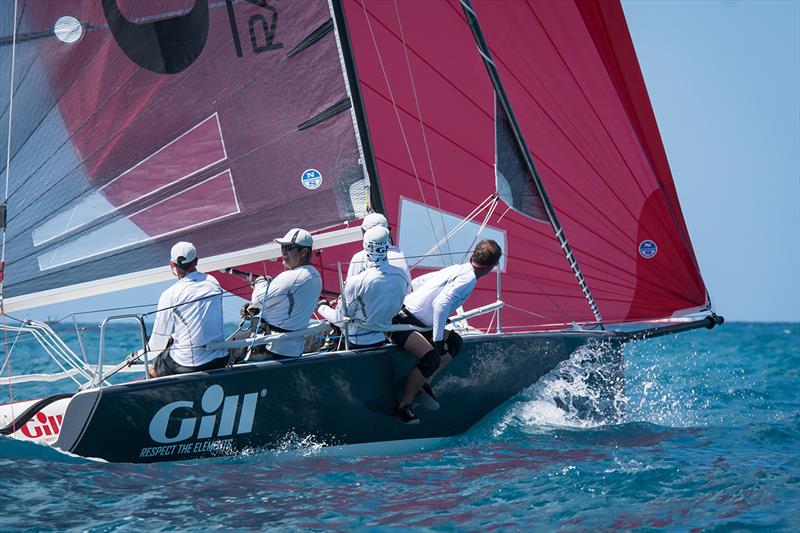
[340, 0, 708, 328]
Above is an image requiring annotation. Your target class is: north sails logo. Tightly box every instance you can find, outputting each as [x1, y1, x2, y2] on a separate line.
[148, 384, 262, 444]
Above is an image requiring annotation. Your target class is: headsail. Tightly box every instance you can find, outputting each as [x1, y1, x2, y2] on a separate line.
[0, 1, 368, 310]
[339, 0, 709, 329]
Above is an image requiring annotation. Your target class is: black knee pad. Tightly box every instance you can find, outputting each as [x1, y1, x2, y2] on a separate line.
[445, 331, 463, 358]
[417, 349, 441, 378]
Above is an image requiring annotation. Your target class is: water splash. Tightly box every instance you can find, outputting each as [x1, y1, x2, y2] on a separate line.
[234, 430, 333, 461]
[494, 340, 626, 436]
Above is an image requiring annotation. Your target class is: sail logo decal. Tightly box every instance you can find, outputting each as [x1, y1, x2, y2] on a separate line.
[141, 384, 265, 458]
[639, 240, 658, 259]
[104, 0, 210, 74]
[105, 0, 284, 73]
[301, 169, 322, 190]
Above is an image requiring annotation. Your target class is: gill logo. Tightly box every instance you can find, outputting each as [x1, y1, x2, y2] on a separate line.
[148, 384, 263, 444]
[21, 412, 63, 439]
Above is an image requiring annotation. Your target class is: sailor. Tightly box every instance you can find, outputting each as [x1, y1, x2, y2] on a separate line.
[390, 239, 503, 423]
[317, 226, 409, 349]
[346, 212, 411, 290]
[148, 241, 228, 377]
[244, 228, 322, 359]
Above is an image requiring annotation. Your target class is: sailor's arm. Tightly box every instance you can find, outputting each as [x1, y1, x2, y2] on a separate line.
[318, 272, 361, 324]
[430, 280, 473, 342]
[410, 270, 438, 292]
[147, 291, 174, 353]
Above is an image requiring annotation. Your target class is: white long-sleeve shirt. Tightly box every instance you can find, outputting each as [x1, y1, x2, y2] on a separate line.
[318, 260, 409, 345]
[147, 271, 226, 367]
[250, 264, 322, 357]
[347, 245, 411, 293]
[403, 263, 477, 342]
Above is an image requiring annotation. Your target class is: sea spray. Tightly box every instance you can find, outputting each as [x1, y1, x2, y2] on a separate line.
[494, 339, 627, 435]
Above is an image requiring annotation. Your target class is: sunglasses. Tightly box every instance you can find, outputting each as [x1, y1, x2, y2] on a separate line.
[280, 244, 301, 252]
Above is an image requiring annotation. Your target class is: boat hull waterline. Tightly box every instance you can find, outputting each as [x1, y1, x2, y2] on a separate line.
[34, 332, 613, 463]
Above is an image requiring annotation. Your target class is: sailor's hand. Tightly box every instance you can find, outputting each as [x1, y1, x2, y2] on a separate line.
[240, 303, 258, 318]
[317, 297, 331, 309]
[127, 348, 145, 364]
[434, 340, 448, 356]
[254, 275, 272, 284]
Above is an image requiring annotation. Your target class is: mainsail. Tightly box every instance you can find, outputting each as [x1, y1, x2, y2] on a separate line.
[1, 0, 711, 330]
[1, 0, 368, 310]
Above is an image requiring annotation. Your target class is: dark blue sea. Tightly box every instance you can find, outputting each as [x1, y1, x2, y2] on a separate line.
[0, 322, 797, 531]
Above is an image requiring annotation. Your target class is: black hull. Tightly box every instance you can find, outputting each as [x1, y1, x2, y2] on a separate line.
[55, 332, 619, 463]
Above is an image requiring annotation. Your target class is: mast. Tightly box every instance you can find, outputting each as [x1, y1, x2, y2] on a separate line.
[329, 0, 386, 216]
[460, 0, 603, 325]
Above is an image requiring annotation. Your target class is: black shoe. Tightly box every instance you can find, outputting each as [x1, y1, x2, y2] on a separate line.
[417, 383, 440, 411]
[396, 404, 420, 424]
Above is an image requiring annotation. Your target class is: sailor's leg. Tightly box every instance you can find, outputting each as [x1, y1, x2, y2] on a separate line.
[398, 332, 439, 409]
[427, 330, 463, 381]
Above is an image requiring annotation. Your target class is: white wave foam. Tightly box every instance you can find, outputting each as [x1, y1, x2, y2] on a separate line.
[494, 340, 627, 436]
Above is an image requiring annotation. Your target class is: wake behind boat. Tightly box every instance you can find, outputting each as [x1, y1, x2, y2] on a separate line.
[0, 0, 722, 463]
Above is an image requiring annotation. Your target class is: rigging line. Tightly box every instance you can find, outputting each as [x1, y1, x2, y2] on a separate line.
[45, 278, 258, 324]
[0, 312, 23, 378]
[1, 0, 19, 273]
[501, 302, 554, 322]
[459, 194, 499, 264]
[1, 0, 19, 428]
[359, 1, 447, 254]
[460, 0, 602, 325]
[495, 205, 512, 223]
[506, 259, 572, 324]
[408, 193, 497, 270]
[392, 0, 454, 264]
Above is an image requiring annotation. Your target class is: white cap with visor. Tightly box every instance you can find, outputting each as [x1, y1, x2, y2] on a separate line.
[170, 241, 197, 266]
[275, 228, 313, 248]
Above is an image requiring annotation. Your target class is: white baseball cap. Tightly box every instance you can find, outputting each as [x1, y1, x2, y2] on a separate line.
[170, 241, 197, 265]
[361, 212, 388, 231]
[275, 228, 313, 248]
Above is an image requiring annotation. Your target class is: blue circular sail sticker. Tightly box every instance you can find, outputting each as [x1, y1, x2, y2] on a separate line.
[639, 239, 657, 259]
[301, 169, 322, 190]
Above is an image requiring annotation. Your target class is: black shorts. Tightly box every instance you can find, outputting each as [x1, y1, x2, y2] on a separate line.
[389, 309, 431, 347]
[350, 340, 387, 350]
[153, 351, 228, 377]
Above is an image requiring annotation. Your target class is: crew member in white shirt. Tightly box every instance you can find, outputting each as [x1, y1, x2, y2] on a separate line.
[148, 241, 228, 377]
[346, 213, 410, 290]
[317, 226, 409, 349]
[244, 228, 322, 359]
[390, 239, 502, 423]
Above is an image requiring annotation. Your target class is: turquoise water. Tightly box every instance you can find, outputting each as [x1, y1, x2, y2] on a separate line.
[1, 322, 798, 530]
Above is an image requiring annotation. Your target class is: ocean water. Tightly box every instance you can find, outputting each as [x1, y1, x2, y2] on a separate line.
[0, 322, 798, 531]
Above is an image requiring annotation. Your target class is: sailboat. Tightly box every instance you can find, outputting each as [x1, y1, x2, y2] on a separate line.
[0, 0, 721, 463]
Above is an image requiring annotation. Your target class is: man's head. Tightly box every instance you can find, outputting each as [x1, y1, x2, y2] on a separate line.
[361, 212, 388, 233]
[470, 239, 502, 278]
[170, 241, 198, 278]
[275, 228, 313, 270]
[363, 226, 390, 263]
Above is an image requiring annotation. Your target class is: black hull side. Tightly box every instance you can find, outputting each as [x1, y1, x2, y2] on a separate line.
[57, 332, 613, 463]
